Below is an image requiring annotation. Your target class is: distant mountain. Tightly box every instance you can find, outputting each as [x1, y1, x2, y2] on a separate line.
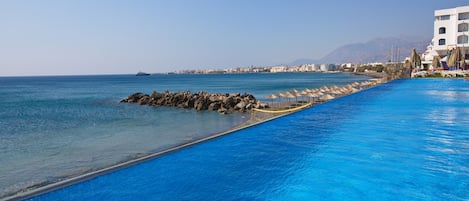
[290, 36, 430, 65]
[289, 58, 319, 66]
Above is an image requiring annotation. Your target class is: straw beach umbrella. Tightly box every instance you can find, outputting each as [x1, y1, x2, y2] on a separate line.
[307, 92, 319, 102]
[432, 56, 441, 70]
[447, 48, 456, 67]
[447, 47, 462, 69]
[461, 56, 466, 69]
[277, 92, 286, 103]
[289, 89, 300, 102]
[320, 94, 335, 102]
[284, 92, 296, 103]
[300, 90, 309, 102]
[266, 94, 278, 106]
[458, 47, 466, 69]
[410, 48, 421, 72]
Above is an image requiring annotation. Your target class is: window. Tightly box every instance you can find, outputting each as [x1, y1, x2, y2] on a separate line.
[439, 39, 446, 45]
[439, 27, 446, 34]
[440, 15, 450, 20]
[459, 12, 469, 20]
[458, 35, 468, 44]
[458, 23, 468, 32]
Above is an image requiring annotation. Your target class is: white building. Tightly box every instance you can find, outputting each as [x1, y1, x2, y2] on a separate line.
[320, 64, 338, 72]
[433, 5, 469, 58]
[270, 65, 288, 73]
[312, 64, 321, 71]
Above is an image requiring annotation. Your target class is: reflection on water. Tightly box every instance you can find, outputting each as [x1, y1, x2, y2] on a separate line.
[426, 90, 469, 102]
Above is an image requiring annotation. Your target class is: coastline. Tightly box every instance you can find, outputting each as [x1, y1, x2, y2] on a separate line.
[3, 77, 384, 201]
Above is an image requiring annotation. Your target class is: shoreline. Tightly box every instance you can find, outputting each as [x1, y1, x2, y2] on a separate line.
[3, 77, 384, 201]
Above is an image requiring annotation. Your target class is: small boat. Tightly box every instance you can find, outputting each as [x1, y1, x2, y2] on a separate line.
[136, 71, 150, 76]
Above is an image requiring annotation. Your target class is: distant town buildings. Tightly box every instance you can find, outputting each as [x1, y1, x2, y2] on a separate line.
[175, 63, 340, 74]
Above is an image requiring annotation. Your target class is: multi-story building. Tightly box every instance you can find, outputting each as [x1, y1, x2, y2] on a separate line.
[433, 5, 469, 58]
[320, 64, 338, 72]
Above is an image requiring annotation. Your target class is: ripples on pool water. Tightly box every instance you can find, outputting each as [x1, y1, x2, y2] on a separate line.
[29, 78, 469, 200]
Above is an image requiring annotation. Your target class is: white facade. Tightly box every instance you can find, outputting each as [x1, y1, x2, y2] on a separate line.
[270, 66, 288, 73]
[320, 64, 338, 71]
[433, 5, 469, 56]
[312, 64, 321, 71]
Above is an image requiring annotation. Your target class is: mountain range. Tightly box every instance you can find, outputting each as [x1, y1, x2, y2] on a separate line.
[289, 36, 430, 65]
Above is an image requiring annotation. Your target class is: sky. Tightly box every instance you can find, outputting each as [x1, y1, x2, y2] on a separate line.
[0, 0, 468, 76]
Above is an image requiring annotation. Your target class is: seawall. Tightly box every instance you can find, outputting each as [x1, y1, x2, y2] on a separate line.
[121, 91, 268, 114]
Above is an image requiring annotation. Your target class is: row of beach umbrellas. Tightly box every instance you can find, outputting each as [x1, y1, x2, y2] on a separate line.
[266, 80, 381, 106]
[414, 47, 466, 70]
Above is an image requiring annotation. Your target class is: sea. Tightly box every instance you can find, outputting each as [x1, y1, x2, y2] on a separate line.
[26, 78, 469, 201]
[0, 72, 370, 198]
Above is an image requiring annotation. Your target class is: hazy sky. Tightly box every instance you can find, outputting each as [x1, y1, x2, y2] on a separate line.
[0, 1, 468, 76]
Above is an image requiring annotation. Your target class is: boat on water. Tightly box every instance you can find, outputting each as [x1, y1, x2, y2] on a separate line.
[136, 71, 151, 76]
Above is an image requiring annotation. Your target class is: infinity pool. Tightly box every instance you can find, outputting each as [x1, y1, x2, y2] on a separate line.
[30, 79, 469, 200]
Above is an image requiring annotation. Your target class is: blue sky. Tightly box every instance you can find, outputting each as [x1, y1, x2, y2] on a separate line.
[0, 0, 468, 76]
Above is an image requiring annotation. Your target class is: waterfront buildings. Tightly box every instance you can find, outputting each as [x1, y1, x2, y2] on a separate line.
[422, 5, 469, 69]
[176, 64, 338, 74]
[433, 5, 469, 55]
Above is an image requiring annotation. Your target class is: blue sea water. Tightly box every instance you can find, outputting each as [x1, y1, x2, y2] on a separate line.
[29, 78, 469, 201]
[0, 72, 368, 198]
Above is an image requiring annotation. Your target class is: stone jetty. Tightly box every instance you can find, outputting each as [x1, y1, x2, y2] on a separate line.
[121, 91, 268, 114]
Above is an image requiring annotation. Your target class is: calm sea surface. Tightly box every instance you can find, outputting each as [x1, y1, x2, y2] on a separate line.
[29, 78, 469, 201]
[0, 72, 368, 198]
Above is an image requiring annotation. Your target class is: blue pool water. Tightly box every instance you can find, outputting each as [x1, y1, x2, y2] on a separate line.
[30, 78, 469, 200]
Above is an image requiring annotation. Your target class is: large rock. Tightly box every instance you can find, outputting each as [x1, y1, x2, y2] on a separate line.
[208, 102, 221, 111]
[121, 90, 262, 114]
[223, 96, 237, 108]
[121, 92, 147, 103]
[234, 101, 246, 110]
[137, 95, 151, 105]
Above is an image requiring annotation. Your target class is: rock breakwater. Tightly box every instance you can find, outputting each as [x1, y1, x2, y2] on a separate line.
[121, 91, 268, 114]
